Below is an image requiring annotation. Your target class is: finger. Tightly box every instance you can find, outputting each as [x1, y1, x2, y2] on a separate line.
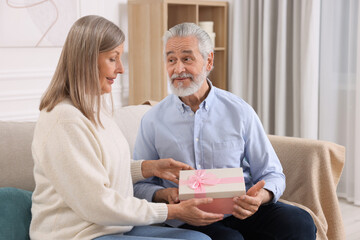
[172, 171, 180, 181]
[170, 193, 179, 203]
[200, 211, 224, 220]
[232, 209, 250, 220]
[233, 199, 259, 215]
[247, 180, 265, 197]
[188, 198, 224, 218]
[170, 159, 194, 170]
[234, 195, 259, 206]
[170, 177, 179, 184]
[168, 197, 175, 204]
[232, 202, 256, 219]
[163, 173, 179, 184]
[185, 165, 194, 170]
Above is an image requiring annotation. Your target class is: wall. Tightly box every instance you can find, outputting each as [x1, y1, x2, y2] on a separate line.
[0, 0, 129, 121]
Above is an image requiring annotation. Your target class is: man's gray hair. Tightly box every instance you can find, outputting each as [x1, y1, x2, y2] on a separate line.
[163, 22, 214, 60]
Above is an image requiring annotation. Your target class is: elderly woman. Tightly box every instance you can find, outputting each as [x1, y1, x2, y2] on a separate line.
[30, 15, 223, 240]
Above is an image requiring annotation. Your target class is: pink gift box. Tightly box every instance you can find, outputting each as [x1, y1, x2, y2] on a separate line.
[178, 168, 246, 214]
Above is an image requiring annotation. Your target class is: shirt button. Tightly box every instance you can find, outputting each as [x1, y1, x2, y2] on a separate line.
[189, 112, 194, 116]
[196, 138, 199, 142]
[198, 164, 201, 168]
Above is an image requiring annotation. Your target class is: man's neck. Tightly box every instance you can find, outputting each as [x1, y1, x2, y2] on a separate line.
[180, 80, 210, 112]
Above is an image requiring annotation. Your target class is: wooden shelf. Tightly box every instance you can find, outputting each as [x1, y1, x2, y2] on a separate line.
[128, 0, 228, 105]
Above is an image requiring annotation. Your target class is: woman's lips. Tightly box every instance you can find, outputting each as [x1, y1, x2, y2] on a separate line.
[106, 77, 114, 84]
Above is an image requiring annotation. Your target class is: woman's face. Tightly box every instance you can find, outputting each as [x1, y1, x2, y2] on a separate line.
[98, 43, 124, 94]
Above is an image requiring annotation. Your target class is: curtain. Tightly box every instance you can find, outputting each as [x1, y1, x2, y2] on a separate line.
[319, 0, 360, 205]
[228, 0, 320, 139]
[229, 0, 360, 205]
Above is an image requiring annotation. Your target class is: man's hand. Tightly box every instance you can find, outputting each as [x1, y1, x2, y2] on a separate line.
[141, 158, 193, 184]
[153, 188, 179, 204]
[232, 180, 273, 220]
[167, 198, 224, 226]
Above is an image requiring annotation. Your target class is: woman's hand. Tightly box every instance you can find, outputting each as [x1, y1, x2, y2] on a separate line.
[141, 159, 193, 184]
[232, 180, 273, 220]
[167, 198, 224, 226]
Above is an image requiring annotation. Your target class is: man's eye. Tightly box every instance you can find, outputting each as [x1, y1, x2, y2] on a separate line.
[110, 58, 116, 62]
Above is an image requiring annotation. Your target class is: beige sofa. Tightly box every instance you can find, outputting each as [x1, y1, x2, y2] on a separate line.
[0, 103, 345, 240]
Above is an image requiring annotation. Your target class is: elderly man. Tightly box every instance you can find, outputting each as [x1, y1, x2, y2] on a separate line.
[133, 22, 316, 240]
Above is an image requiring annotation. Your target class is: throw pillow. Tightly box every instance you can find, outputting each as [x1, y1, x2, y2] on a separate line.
[0, 187, 32, 240]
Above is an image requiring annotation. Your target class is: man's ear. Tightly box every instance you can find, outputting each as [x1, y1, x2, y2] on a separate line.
[206, 52, 214, 72]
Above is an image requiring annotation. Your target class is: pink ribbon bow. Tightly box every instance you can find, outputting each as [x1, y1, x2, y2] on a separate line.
[187, 170, 220, 193]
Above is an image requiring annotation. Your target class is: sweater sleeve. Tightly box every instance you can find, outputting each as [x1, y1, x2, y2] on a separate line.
[130, 159, 145, 183]
[33, 117, 167, 226]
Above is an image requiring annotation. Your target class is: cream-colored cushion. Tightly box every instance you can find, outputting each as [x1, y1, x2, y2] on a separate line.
[0, 121, 36, 191]
[0, 104, 152, 192]
[114, 104, 151, 156]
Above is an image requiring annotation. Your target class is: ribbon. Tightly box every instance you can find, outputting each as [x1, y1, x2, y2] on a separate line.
[187, 170, 220, 193]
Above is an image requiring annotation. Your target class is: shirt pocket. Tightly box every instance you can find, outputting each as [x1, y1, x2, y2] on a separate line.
[212, 139, 244, 168]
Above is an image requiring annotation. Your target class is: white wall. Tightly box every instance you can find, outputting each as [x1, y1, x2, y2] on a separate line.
[0, 0, 129, 121]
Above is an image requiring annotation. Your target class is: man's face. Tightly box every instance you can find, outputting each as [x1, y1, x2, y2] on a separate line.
[165, 36, 210, 97]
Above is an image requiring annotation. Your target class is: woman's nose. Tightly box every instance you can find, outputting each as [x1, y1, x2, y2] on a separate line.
[117, 60, 124, 74]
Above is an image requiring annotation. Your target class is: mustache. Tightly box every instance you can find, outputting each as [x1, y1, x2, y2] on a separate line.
[171, 73, 194, 81]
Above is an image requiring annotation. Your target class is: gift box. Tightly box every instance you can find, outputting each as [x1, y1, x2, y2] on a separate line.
[178, 168, 246, 214]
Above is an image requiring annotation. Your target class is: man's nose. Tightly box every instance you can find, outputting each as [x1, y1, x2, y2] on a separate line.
[174, 61, 185, 74]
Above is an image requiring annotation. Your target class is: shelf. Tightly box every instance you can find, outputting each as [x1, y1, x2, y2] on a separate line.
[214, 47, 226, 51]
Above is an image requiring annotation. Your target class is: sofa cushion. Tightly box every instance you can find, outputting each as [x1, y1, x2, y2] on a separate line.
[114, 104, 152, 156]
[0, 121, 36, 191]
[0, 187, 32, 240]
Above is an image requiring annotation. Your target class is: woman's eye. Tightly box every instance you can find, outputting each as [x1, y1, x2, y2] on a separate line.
[110, 58, 116, 62]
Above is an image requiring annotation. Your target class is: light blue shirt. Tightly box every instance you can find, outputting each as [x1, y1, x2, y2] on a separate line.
[133, 81, 285, 207]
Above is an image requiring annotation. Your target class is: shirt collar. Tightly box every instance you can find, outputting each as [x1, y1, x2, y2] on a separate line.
[173, 79, 215, 114]
[202, 79, 215, 111]
[174, 95, 187, 113]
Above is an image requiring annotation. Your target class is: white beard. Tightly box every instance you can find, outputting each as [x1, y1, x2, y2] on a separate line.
[168, 66, 207, 97]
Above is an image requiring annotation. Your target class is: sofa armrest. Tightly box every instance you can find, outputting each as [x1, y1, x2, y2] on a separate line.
[0, 121, 36, 192]
[268, 135, 345, 240]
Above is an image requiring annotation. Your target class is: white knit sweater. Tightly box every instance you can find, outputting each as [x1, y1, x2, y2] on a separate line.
[30, 99, 167, 240]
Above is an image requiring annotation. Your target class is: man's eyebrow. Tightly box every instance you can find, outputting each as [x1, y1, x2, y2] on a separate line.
[166, 51, 174, 56]
[166, 50, 194, 56]
[182, 50, 193, 54]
